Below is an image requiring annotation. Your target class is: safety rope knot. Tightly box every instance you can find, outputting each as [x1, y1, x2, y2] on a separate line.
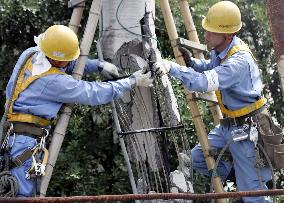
[0, 171, 18, 197]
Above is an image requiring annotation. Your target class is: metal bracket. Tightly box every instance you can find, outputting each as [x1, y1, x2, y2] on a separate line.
[117, 124, 184, 136]
[176, 38, 207, 52]
[68, 0, 86, 8]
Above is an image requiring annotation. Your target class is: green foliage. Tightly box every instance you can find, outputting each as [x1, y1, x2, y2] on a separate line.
[48, 104, 131, 196]
[0, 0, 283, 199]
[0, 0, 72, 109]
[156, 0, 284, 195]
[0, 0, 131, 196]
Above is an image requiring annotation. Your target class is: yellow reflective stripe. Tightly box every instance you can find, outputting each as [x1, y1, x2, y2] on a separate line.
[8, 58, 32, 115]
[18, 67, 64, 93]
[7, 114, 51, 126]
[8, 56, 65, 126]
[215, 91, 266, 118]
[216, 42, 264, 118]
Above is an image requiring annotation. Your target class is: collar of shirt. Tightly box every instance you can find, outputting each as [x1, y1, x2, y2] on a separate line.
[215, 36, 240, 61]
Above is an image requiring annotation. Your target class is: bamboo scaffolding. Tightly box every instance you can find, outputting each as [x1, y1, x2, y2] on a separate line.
[68, 1, 86, 33]
[40, 0, 102, 196]
[159, 1, 226, 202]
[178, 0, 223, 125]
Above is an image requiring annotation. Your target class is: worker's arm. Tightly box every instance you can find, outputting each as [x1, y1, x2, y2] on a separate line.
[65, 59, 119, 78]
[65, 59, 98, 74]
[154, 54, 246, 92]
[169, 55, 244, 92]
[179, 47, 213, 72]
[191, 58, 213, 72]
[42, 74, 132, 105]
[41, 70, 152, 106]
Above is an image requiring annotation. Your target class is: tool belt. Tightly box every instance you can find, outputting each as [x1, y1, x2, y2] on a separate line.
[220, 105, 266, 127]
[6, 122, 49, 169]
[10, 122, 48, 139]
[220, 105, 284, 170]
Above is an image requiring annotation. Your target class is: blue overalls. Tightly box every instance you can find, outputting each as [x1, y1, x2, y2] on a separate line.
[168, 36, 271, 203]
[5, 47, 132, 196]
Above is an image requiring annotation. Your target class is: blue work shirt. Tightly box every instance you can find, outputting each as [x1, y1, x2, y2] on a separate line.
[169, 36, 263, 111]
[6, 47, 132, 120]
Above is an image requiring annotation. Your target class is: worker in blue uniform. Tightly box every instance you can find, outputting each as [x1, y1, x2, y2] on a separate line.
[3, 25, 153, 197]
[153, 1, 274, 202]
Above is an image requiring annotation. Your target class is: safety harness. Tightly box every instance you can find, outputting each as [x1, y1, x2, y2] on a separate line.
[7, 57, 65, 126]
[210, 41, 283, 203]
[0, 53, 65, 196]
[215, 40, 266, 118]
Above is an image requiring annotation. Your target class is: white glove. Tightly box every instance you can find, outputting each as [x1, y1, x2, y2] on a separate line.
[152, 59, 171, 76]
[99, 61, 119, 79]
[131, 70, 153, 87]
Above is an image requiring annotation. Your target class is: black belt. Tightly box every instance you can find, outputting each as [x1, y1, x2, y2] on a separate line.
[220, 105, 266, 127]
[11, 122, 49, 138]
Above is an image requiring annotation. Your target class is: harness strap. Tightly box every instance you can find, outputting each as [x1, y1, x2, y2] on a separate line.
[221, 40, 256, 63]
[216, 91, 266, 118]
[7, 56, 65, 126]
[11, 122, 48, 138]
[216, 40, 265, 118]
[11, 148, 33, 168]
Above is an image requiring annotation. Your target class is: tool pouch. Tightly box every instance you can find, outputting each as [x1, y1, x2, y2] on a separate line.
[255, 109, 284, 170]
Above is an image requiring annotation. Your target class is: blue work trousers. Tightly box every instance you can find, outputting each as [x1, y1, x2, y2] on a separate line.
[8, 134, 37, 197]
[191, 124, 271, 203]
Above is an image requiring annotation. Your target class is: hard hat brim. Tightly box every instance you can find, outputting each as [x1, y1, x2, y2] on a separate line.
[39, 41, 80, 62]
[202, 17, 242, 34]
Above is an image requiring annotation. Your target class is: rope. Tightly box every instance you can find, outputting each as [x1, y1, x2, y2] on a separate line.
[0, 52, 36, 198]
[1, 189, 284, 202]
[0, 171, 18, 197]
[210, 140, 231, 203]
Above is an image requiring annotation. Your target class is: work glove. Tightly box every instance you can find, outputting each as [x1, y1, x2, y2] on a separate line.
[152, 59, 171, 77]
[178, 47, 195, 67]
[99, 61, 120, 79]
[130, 70, 153, 87]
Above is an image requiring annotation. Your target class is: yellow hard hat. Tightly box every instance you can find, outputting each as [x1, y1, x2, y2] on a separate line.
[39, 25, 80, 61]
[202, 1, 242, 34]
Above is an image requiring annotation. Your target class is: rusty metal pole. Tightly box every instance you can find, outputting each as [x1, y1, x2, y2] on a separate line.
[159, 1, 226, 202]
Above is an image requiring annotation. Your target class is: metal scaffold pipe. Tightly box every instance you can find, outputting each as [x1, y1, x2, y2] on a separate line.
[2, 189, 284, 202]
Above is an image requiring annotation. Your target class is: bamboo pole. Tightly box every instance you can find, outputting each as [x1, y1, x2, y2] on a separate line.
[159, 1, 226, 202]
[40, 0, 102, 196]
[68, 1, 85, 33]
[178, 0, 222, 125]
